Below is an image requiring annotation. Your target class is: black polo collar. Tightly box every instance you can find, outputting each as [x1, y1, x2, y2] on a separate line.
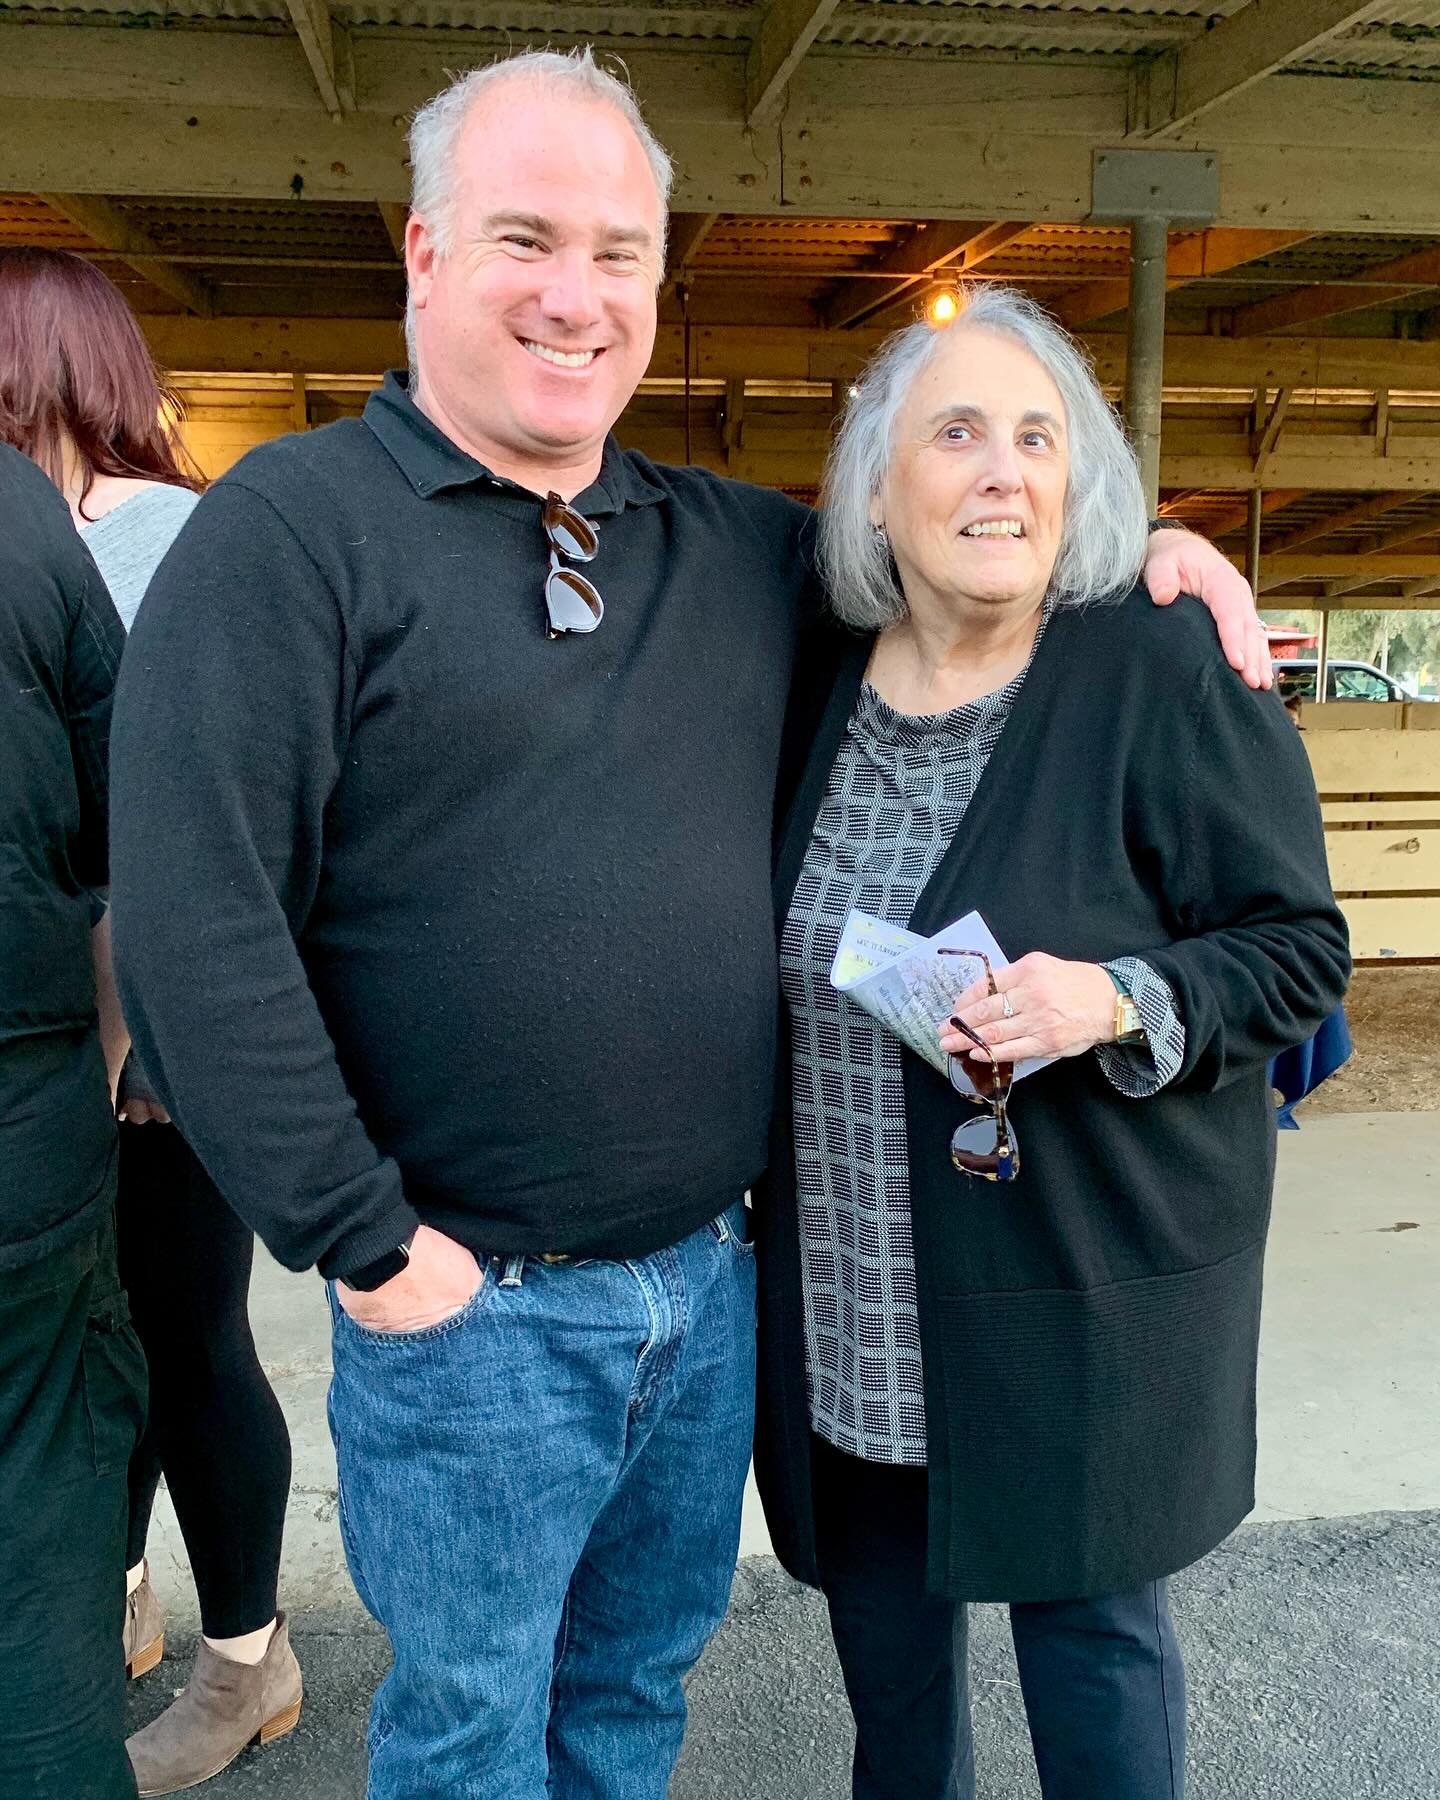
[362, 369, 665, 519]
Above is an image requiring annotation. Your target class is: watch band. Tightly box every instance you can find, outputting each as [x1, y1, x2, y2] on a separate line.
[338, 1234, 415, 1293]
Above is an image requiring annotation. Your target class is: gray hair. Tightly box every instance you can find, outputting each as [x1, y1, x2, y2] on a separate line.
[818, 286, 1149, 631]
[403, 48, 675, 365]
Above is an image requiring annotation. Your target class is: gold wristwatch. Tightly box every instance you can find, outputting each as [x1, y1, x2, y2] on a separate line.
[1106, 970, 1146, 1045]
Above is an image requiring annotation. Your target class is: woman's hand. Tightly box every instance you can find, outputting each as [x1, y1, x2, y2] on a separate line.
[939, 953, 1118, 1066]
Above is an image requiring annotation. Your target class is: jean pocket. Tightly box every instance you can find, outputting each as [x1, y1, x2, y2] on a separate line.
[711, 1201, 756, 1257]
[339, 1263, 494, 1346]
[81, 1289, 148, 1476]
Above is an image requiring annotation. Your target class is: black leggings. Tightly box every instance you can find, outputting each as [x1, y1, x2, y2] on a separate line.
[117, 1122, 291, 1640]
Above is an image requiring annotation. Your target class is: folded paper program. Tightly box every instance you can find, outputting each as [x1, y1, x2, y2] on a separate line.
[829, 908, 1055, 1092]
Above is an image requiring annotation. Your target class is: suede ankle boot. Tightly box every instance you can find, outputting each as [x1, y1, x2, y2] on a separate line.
[125, 1612, 303, 1796]
[123, 1562, 166, 1679]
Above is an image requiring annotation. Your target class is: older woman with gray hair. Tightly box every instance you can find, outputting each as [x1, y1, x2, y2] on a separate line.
[754, 286, 1349, 1800]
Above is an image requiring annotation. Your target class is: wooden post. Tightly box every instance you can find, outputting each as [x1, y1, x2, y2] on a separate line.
[1247, 486, 1263, 594]
[1125, 214, 1168, 512]
[1314, 607, 1330, 705]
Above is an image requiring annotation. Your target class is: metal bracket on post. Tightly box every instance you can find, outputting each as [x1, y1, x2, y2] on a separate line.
[1089, 149, 1219, 510]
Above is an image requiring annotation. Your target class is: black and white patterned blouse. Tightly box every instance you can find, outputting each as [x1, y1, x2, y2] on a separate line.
[778, 622, 1186, 1466]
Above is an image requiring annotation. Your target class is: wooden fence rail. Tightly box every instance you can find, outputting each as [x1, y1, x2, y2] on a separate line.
[1303, 717, 1440, 961]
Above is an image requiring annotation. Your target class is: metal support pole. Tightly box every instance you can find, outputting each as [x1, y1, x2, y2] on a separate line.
[1314, 608, 1330, 705]
[1124, 214, 1168, 513]
[1246, 487, 1263, 595]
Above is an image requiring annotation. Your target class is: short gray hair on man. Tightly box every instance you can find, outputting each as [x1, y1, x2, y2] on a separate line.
[403, 48, 675, 365]
[818, 285, 1149, 632]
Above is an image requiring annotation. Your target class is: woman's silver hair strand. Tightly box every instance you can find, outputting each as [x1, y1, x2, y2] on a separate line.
[403, 49, 675, 366]
[818, 286, 1150, 631]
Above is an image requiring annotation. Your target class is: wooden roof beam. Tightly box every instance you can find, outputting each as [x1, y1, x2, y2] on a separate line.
[1253, 555, 1440, 580]
[1201, 488, 1306, 541]
[284, 0, 354, 119]
[132, 318, 1440, 393]
[1311, 505, 1440, 601]
[1252, 385, 1292, 475]
[1360, 508, 1440, 555]
[377, 202, 408, 258]
[1232, 243, 1440, 337]
[1133, 0, 1386, 139]
[1266, 492, 1415, 556]
[745, 0, 844, 131]
[39, 192, 213, 317]
[824, 221, 1032, 331]
[660, 212, 719, 304]
[1051, 228, 1313, 330]
[1157, 452, 1440, 493]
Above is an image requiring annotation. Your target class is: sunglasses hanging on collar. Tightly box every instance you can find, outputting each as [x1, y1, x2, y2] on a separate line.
[542, 493, 604, 638]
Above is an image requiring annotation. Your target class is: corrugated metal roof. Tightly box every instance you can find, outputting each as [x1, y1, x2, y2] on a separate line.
[4, 0, 1439, 77]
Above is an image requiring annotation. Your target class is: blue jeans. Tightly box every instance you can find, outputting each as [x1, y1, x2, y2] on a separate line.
[327, 1202, 756, 1800]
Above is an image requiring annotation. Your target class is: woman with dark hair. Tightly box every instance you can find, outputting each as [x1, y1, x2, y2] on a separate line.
[0, 248, 302, 1795]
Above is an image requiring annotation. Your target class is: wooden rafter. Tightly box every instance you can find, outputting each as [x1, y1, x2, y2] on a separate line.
[125, 318, 1440, 396]
[1252, 386, 1292, 474]
[1232, 243, 1440, 338]
[1316, 506, 1440, 601]
[377, 202, 408, 259]
[745, 0, 845, 131]
[660, 213, 719, 303]
[1266, 493, 1414, 557]
[1133, 0, 1386, 139]
[5, 25, 1440, 234]
[1051, 228, 1313, 330]
[1201, 489, 1306, 541]
[284, 0, 354, 119]
[39, 192, 213, 317]
[824, 222, 1031, 331]
[1255, 556, 1440, 580]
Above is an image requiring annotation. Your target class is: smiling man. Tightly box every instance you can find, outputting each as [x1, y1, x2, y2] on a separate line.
[109, 50, 1267, 1800]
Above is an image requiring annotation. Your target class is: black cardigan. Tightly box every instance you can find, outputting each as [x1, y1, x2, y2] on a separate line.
[754, 587, 1351, 1604]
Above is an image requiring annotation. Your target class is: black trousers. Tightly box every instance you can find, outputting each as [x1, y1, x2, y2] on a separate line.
[810, 1433, 1186, 1800]
[117, 1122, 291, 1640]
[0, 1202, 147, 1800]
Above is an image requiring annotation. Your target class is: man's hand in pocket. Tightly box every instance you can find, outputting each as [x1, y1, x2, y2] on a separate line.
[336, 1225, 482, 1333]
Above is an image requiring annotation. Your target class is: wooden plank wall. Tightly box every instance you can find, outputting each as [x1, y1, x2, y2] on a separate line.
[1306, 729, 1440, 961]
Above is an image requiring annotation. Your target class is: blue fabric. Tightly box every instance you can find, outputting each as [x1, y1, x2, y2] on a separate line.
[1269, 1008, 1353, 1129]
[810, 1433, 1186, 1800]
[326, 1204, 756, 1799]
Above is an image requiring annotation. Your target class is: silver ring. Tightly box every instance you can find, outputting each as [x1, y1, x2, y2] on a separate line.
[1000, 993, 1016, 1021]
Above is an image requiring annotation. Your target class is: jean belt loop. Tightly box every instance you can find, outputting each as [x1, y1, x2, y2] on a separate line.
[499, 1255, 526, 1289]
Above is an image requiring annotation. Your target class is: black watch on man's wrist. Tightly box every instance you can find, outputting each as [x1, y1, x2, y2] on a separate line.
[338, 1233, 416, 1293]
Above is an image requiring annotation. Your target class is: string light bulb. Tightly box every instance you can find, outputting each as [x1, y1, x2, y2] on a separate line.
[928, 288, 959, 326]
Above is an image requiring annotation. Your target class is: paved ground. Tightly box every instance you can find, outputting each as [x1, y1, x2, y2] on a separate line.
[129, 1111, 1440, 1795]
[128, 1510, 1440, 1798]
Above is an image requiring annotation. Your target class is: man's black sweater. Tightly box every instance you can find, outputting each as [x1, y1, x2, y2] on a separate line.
[111, 376, 814, 1277]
